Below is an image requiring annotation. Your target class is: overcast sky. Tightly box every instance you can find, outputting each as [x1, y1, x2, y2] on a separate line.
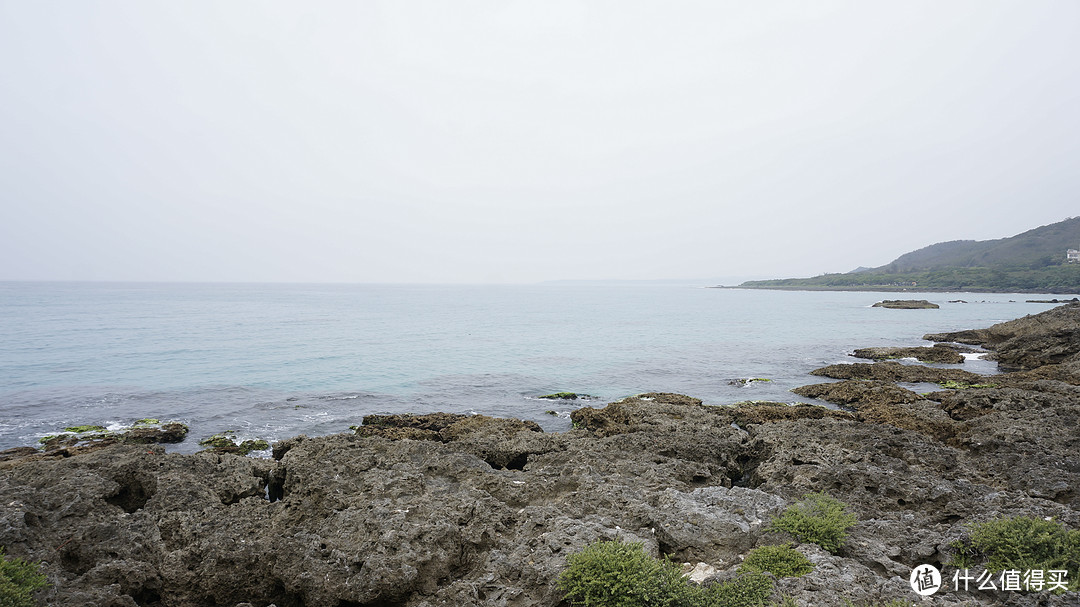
[1, 1, 1077, 284]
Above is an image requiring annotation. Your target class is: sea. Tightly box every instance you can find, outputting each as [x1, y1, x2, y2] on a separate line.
[0, 281, 1068, 454]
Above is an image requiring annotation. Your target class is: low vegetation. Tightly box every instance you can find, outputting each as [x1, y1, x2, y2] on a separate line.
[693, 571, 773, 607]
[557, 539, 690, 607]
[738, 544, 813, 578]
[767, 492, 857, 554]
[948, 515, 1079, 592]
[557, 539, 773, 607]
[0, 547, 48, 607]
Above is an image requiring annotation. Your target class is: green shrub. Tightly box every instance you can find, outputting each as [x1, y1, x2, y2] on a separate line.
[694, 570, 773, 607]
[949, 515, 1079, 592]
[739, 544, 813, 578]
[767, 492, 857, 554]
[557, 539, 691, 607]
[558, 540, 774, 607]
[0, 548, 48, 607]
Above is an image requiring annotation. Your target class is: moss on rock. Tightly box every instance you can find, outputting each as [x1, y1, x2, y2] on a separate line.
[539, 392, 586, 400]
[198, 432, 269, 456]
[63, 425, 107, 433]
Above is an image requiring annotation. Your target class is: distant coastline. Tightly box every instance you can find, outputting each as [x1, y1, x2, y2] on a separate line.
[719, 284, 1080, 294]
[728, 264, 1080, 294]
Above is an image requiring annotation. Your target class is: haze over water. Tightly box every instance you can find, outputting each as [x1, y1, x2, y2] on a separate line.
[0, 282, 1059, 453]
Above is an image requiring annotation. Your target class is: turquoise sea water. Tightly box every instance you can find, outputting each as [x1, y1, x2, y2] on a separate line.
[0, 282, 1065, 453]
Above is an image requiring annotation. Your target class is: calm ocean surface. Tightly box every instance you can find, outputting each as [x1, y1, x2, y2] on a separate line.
[0, 282, 1064, 453]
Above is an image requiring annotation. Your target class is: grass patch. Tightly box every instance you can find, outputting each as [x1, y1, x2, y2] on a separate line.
[697, 570, 772, 607]
[557, 539, 690, 607]
[739, 544, 813, 578]
[767, 492, 857, 554]
[948, 515, 1079, 593]
[558, 539, 774, 607]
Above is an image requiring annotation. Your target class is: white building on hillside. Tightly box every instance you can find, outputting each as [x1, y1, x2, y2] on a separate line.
[1068, 248, 1080, 263]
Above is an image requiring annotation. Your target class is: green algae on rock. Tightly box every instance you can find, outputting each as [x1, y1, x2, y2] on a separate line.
[37, 421, 189, 452]
[62, 425, 107, 433]
[198, 431, 270, 456]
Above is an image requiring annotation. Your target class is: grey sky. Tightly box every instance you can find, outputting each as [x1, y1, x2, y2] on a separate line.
[1, 1, 1077, 284]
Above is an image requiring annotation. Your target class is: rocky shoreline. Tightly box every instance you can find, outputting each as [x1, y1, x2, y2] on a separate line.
[2, 305, 1079, 606]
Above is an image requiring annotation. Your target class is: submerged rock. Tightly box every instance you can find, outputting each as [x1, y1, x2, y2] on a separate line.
[537, 392, 589, 400]
[727, 377, 772, 387]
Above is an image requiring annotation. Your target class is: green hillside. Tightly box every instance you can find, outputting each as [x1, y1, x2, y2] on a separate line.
[740, 217, 1080, 293]
[877, 216, 1080, 273]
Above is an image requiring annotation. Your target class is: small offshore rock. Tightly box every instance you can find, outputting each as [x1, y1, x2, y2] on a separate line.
[872, 299, 939, 309]
[121, 422, 189, 444]
[538, 392, 586, 400]
[727, 378, 772, 387]
[1026, 297, 1079, 304]
[850, 345, 965, 364]
[355, 412, 542, 442]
